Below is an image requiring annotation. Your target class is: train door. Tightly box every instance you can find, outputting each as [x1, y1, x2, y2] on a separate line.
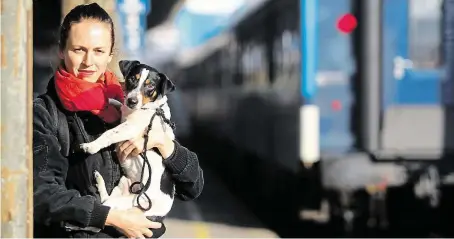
[379, 0, 452, 160]
[383, 0, 443, 105]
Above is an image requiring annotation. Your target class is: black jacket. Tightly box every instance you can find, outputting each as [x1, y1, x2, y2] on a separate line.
[33, 79, 204, 238]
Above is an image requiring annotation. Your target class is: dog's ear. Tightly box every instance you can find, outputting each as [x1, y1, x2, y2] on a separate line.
[119, 60, 140, 78]
[158, 73, 176, 96]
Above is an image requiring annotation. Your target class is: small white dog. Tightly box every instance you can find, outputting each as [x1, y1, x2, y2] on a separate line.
[74, 60, 177, 237]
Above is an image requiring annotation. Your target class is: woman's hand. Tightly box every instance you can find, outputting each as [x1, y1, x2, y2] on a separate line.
[105, 208, 161, 238]
[116, 128, 175, 162]
[116, 134, 143, 163]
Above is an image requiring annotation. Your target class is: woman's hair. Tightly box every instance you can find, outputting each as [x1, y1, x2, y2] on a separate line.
[59, 3, 115, 54]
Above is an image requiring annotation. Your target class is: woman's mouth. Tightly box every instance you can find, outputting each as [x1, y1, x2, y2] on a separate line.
[78, 70, 96, 77]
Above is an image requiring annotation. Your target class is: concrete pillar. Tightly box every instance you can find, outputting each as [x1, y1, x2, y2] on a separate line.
[0, 0, 34, 237]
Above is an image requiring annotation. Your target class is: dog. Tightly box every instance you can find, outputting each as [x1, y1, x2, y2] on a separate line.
[78, 60, 177, 238]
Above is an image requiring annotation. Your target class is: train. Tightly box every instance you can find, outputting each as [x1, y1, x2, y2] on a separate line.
[159, 0, 454, 237]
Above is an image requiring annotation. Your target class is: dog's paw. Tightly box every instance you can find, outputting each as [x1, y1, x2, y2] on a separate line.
[80, 142, 101, 154]
[93, 170, 101, 179]
[94, 170, 109, 203]
[94, 170, 105, 188]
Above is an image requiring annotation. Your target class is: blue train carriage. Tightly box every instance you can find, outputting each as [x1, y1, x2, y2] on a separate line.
[313, 0, 454, 234]
[172, 0, 454, 235]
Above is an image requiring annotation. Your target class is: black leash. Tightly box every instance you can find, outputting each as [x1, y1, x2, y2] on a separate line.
[129, 104, 175, 211]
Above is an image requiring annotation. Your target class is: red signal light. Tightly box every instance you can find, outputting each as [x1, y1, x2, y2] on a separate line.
[336, 13, 357, 34]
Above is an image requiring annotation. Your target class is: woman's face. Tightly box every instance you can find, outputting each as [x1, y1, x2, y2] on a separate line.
[60, 19, 113, 83]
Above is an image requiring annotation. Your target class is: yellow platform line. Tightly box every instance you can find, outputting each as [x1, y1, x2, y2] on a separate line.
[193, 221, 211, 238]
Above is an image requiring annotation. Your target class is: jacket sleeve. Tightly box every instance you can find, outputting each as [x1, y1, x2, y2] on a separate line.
[163, 140, 204, 200]
[33, 99, 110, 230]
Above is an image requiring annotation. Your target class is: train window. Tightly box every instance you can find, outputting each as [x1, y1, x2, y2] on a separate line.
[228, 40, 239, 86]
[206, 53, 219, 88]
[273, 30, 299, 85]
[273, 36, 283, 83]
[231, 39, 243, 86]
[219, 41, 237, 87]
[257, 43, 270, 87]
[240, 44, 251, 84]
[214, 51, 224, 88]
[272, 3, 299, 88]
[318, 0, 355, 74]
[240, 39, 269, 88]
[234, 10, 273, 89]
[408, 0, 443, 68]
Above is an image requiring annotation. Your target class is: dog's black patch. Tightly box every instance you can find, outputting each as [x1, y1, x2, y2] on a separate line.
[160, 169, 175, 198]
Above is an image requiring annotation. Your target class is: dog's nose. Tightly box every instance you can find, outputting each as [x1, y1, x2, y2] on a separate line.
[127, 97, 138, 107]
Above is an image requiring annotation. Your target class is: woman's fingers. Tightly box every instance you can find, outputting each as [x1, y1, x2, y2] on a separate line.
[141, 228, 153, 238]
[118, 142, 135, 162]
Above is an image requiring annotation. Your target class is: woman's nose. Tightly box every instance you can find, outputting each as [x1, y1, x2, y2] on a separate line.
[83, 52, 94, 66]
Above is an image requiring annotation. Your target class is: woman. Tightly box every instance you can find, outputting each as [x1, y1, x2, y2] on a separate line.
[33, 3, 204, 238]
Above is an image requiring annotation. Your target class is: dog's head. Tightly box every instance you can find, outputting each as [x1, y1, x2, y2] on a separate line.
[119, 60, 176, 109]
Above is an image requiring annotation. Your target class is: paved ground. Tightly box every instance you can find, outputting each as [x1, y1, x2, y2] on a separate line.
[162, 164, 279, 238]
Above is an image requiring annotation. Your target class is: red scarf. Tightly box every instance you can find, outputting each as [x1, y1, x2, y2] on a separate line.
[54, 67, 125, 123]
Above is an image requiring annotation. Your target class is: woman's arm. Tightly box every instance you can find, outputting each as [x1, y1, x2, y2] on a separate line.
[115, 119, 205, 201]
[33, 99, 110, 230]
[156, 138, 204, 201]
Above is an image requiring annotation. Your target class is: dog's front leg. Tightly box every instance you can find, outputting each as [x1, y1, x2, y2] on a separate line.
[94, 171, 110, 203]
[80, 119, 148, 154]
